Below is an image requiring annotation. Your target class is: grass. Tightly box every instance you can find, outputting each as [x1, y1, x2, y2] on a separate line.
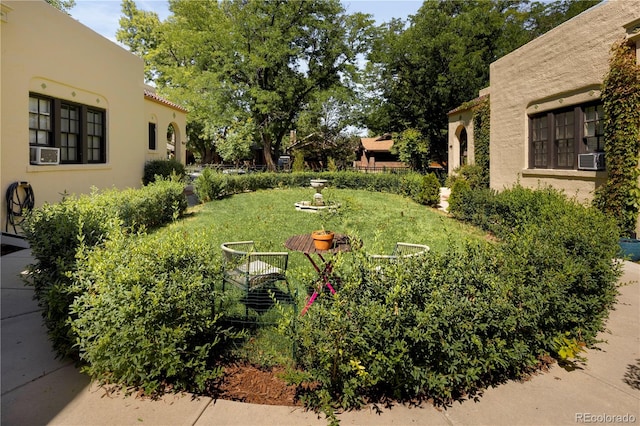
[162, 188, 488, 365]
[172, 187, 485, 266]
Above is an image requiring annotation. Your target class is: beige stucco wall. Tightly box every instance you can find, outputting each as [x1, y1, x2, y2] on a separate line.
[489, 0, 640, 234]
[490, 0, 639, 198]
[144, 94, 187, 164]
[1, 1, 186, 233]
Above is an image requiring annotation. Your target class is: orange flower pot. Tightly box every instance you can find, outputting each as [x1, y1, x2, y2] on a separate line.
[311, 230, 335, 251]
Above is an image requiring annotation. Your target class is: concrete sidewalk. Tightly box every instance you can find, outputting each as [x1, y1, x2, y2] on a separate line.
[1, 248, 638, 425]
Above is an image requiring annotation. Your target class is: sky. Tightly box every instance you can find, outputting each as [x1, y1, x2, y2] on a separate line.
[70, 0, 424, 44]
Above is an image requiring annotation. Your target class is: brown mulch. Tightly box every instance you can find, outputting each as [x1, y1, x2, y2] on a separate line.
[212, 363, 302, 406]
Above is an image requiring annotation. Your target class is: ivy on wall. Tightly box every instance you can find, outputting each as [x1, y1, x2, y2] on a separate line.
[472, 97, 491, 188]
[594, 39, 640, 237]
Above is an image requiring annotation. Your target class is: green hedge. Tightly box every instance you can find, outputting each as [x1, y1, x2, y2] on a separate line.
[143, 159, 186, 185]
[70, 228, 237, 394]
[22, 179, 188, 358]
[291, 184, 621, 414]
[194, 170, 439, 205]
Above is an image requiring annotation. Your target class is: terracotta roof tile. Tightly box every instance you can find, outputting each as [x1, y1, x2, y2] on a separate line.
[143, 89, 188, 113]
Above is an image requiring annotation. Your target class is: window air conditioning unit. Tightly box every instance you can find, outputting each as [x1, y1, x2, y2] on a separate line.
[578, 153, 605, 171]
[30, 146, 60, 165]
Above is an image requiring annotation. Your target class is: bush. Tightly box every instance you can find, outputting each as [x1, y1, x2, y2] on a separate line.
[413, 173, 441, 206]
[293, 184, 622, 414]
[71, 229, 237, 394]
[143, 159, 186, 185]
[193, 170, 437, 206]
[446, 164, 486, 190]
[22, 180, 188, 358]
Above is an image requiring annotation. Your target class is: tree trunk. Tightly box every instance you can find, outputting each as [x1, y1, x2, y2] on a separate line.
[261, 133, 276, 171]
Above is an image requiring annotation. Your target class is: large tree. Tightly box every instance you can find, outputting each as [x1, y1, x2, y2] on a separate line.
[364, 0, 601, 166]
[118, 0, 374, 169]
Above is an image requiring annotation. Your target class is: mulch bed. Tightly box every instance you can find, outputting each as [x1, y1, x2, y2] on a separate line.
[212, 363, 301, 406]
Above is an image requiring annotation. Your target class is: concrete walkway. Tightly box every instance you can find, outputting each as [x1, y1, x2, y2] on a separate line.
[1, 247, 638, 425]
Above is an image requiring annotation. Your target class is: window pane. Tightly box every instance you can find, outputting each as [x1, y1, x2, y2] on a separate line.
[39, 115, 50, 130]
[29, 97, 38, 113]
[39, 99, 50, 114]
[585, 122, 595, 137]
[36, 130, 48, 145]
[29, 130, 36, 144]
[29, 113, 38, 128]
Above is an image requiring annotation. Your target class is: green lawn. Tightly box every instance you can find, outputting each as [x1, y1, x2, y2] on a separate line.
[161, 187, 488, 365]
[170, 187, 486, 271]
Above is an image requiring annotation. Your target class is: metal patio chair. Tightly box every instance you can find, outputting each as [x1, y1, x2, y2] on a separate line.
[221, 241, 290, 319]
[368, 242, 430, 272]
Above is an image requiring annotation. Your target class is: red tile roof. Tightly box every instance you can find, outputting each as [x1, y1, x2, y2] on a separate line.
[143, 89, 188, 112]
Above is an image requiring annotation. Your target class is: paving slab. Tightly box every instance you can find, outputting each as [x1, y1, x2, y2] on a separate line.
[337, 403, 450, 425]
[49, 382, 213, 426]
[443, 363, 640, 425]
[1, 311, 71, 394]
[197, 399, 327, 425]
[1, 364, 89, 426]
[0, 248, 32, 288]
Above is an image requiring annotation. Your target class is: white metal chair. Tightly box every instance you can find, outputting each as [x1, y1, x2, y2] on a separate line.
[368, 243, 430, 274]
[221, 241, 290, 319]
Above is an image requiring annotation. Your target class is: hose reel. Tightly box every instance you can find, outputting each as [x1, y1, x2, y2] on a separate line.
[5, 181, 35, 234]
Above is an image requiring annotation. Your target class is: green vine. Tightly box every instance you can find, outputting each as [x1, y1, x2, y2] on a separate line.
[472, 97, 490, 188]
[594, 39, 640, 237]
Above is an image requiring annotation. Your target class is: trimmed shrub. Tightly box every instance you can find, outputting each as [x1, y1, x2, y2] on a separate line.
[71, 229, 236, 394]
[413, 173, 441, 206]
[446, 164, 486, 190]
[293, 184, 621, 414]
[143, 159, 186, 185]
[22, 180, 188, 358]
[193, 170, 436, 207]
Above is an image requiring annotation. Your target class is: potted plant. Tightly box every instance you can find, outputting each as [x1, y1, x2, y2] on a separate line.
[311, 228, 335, 250]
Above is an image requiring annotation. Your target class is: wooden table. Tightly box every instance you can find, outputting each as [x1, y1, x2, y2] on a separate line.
[285, 233, 352, 315]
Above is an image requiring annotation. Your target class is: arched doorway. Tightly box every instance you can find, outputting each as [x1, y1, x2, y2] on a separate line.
[459, 127, 468, 167]
[166, 123, 183, 162]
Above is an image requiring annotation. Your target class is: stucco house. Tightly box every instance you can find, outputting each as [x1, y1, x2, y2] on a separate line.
[354, 134, 407, 170]
[1, 1, 187, 235]
[448, 0, 640, 234]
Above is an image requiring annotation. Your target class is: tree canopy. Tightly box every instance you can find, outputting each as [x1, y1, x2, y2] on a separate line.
[118, 0, 374, 169]
[117, 0, 601, 169]
[363, 0, 601, 165]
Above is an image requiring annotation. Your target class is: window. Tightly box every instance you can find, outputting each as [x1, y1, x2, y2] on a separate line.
[584, 104, 605, 152]
[148, 122, 157, 150]
[60, 103, 80, 162]
[531, 115, 548, 168]
[29, 96, 51, 146]
[529, 102, 604, 170]
[29, 93, 106, 164]
[554, 110, 574, 168]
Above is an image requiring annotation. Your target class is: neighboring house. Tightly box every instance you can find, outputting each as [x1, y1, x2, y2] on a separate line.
[448, 0, 640, 234]
[1, 1, 187, 234]
[354, 134, 407, 170]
